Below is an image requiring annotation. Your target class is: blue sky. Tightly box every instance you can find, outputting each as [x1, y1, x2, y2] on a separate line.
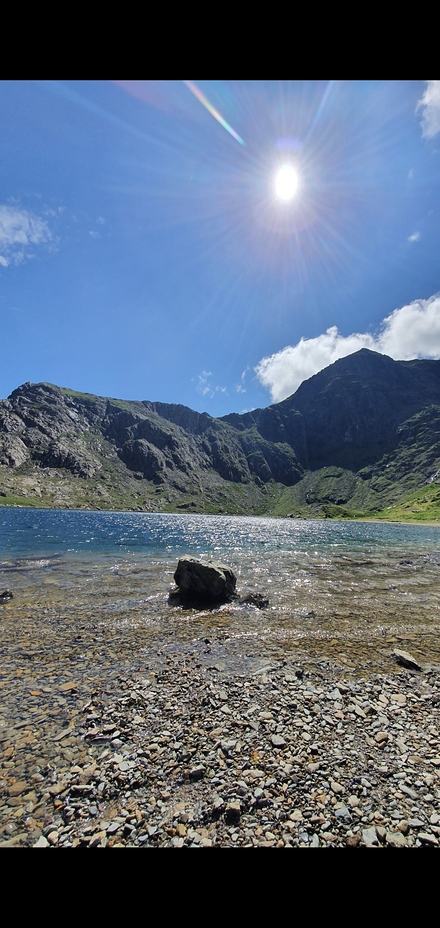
[1, 80, 439, 416]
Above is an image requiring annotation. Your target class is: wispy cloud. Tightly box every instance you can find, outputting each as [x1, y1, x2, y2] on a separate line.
[235, 366, 249, 394]
[0, 204, 53, 267]
[417, 81, 440, 139]
[196, 371, 212, 396]
[195, 371, 227, 399]
[255, 293, 440, 403]
[408, 231, 420, 242]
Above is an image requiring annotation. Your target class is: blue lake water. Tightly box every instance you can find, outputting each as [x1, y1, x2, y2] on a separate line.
[1, 509, 440, 676]
[2, 507, 440, 558]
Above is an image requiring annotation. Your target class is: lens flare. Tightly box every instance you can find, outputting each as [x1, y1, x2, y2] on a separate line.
[184, 81, 245, 146]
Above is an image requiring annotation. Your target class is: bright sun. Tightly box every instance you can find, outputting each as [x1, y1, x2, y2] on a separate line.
[275, 164, 298, 201]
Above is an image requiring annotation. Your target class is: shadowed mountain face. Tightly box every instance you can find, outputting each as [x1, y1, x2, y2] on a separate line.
[222, 350, 440, 470]
[2, 349, 440, 516]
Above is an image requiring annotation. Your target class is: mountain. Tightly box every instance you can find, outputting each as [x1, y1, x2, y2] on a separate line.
[2, 349, 440, 519]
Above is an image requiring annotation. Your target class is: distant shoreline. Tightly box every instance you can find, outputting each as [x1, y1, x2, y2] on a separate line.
[0, 499, 440, 527]
[1, 499, 440, 527]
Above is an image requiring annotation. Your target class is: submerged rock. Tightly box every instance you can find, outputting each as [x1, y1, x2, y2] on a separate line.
[172, 557, 237, 604]
[0, 589, 13, 604]
[239, 592, 269, 609]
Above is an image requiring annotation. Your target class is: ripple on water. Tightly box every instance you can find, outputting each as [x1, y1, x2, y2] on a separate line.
[1, 512, 440, 686]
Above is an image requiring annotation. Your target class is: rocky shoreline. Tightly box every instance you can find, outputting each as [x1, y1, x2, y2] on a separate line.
[2, 647, 439, 848]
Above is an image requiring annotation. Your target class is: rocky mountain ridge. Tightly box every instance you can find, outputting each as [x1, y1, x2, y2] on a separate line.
[2, 349, 440, 519]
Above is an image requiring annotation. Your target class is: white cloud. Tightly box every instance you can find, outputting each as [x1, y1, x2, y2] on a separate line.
[408, 231, 420, 242]
[0, 205, 52, 266]
[255, 294, 440, 403]
[417, 81, 440, 139]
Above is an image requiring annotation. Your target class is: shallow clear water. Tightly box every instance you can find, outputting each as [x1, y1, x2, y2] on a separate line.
[1, 509, 440, 681]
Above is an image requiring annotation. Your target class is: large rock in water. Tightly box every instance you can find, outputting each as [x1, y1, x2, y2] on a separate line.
[173, 557, 237, 604]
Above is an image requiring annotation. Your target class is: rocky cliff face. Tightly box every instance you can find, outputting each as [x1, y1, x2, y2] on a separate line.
[2, 349, 440, 516]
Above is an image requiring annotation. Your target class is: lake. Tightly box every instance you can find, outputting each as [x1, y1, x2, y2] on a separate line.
[1, 509, 440, 680]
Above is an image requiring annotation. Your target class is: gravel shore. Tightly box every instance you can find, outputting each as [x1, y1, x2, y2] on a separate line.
[2, 643, 439, 848]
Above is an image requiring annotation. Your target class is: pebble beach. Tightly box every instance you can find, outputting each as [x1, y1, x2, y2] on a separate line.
[1, 607, 439, 848]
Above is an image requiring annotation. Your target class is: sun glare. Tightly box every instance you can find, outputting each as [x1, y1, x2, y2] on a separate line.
[275, 164, 298, 201]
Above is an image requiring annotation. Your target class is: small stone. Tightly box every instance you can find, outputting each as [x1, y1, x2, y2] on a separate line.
[8, 781, 28, 797]
[289, 810, 303, 822]
[89, 831, 107, 847]
[189, 765, 206, 781]
[246, 768, 265, 780]
[335, 805, 351, 821]
[418, 832, 439, 846]
[33, 836, 49, 848]
[392, 649, 421, 671]
[401, 785, 418, 800]
[375, 731, 389, 744]
[391, 694, 407, 706]
[386, 831, 407, 848]
[346, 833, 361, 847]
[362, 826, 378, 846]
[212, 795, 224, 812]
[225, 802, 241, 824]
[271, 735, 286, 748]
[171, 836, 184, 848]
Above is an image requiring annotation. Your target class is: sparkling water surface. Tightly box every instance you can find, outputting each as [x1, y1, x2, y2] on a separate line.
[1, 509, 440, 678]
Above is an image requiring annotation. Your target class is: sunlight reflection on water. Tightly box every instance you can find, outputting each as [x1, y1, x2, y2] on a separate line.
[1, 510, 440, 676]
